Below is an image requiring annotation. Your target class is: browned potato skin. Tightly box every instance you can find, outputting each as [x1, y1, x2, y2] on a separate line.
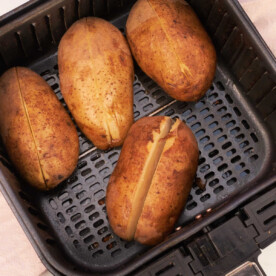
[135, 119, 198, 245]
[58, 17, 134, 150]
[0, 67, 79, 190]
[106, 116, 198, 245]
[126, 0, 216, 102]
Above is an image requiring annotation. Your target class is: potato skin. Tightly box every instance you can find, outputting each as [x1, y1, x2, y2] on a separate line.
[58, 17, 134, 150]
[106, 116, 198, 245]
[0, 67, 79, 190]
[126, 0, 216, 102]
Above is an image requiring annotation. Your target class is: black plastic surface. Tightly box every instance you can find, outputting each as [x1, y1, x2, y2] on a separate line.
[0, 0, 275, 275]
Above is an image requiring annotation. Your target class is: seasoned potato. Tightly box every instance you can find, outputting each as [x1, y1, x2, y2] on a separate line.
[58, 17, 134, 150]
[106, 116, 198, 245]
[0, 67, 79, 190]
[126, 0, 216, 101]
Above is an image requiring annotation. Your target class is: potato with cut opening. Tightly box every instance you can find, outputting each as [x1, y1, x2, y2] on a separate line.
[0, 67, 79, 190]
[106, 116, 198, 245]
[58, 17, 134, 150]
[126, 0, 216, 102]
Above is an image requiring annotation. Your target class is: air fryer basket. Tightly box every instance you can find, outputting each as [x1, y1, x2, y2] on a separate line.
[0, 0, 275, 275]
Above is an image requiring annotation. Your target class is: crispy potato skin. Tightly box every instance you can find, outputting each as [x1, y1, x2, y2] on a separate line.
[126, 0, 216, 101]
[58, 17, 134, 150]
[0, 67, 79, 190]
[106, 116, 198, 245]
[135, 119, 198, 245]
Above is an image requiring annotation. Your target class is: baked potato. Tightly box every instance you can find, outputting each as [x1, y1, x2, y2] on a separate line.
[0, 67, 79, 190]
[106, 116, 198, 245]
[58, 17, 134, 150]
[126, 0, 216, 101]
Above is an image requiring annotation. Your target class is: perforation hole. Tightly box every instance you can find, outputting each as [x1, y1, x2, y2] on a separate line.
[250, 133, 258, 142]
[89, 212, 99, 221]
[62, 198, 72, 207]
[216, 81, 225, 91]
[208, 93, 218, 101]
[76, 191, 86, 199]
[218, 163, 228, 171]
[208, 121, 218, 128]
[225, 94, 233, 103]
[227, 177, 237, 186]
[183, 109, 192, 117]
[98, 198, 105, 205]
[75, 220, 86, 230]
[191, 122, 201, 130]
[85, 175, 96, 184]
[200, 194, 210, 202]
[80, 228, 90, 237]
[233, 107, 241, 116]
[72, 183, 82, 191]
[217, 135, 227, 143]
[213, 156, 223, 165]
[67, 175, 78, 184]
[139, 97, 149, 105]
[222, 141, 232, 150]
[165, 109, 174, 116]
[213, 128, 223, 135]
[239, 140, 249, 149]
[102, 234, 113, 242]
[81, 168, 91, 177]
[200, 108, 209, 115]
[186, 201, 197, 210]
[73, 240, 80, 249]
[235, 134, 245, 142]
[222, 170, 232, 179]
[222, 113, 232, 121]
[242, 120, 250, 129]
[218, 106, 227, 113]
[209, 150, 219, 158]
[187, 115, 196, 123]
[107, 241, 117, 250]
[235, 162, 245, 171]
[37, 223, 49, 231]
[231, 155, 241, 163]
[66, 206, 77, 215]
[200, 136, 210, 144]
[84, 235, 94, 244]
[198, 157, 206, 166]
[93, 250, 104, 258]
[244, 147, 254, 156]
[249, 154, 259, 162]
[65, 226, 73, 237]
[124, 241, 135, 249]
[214, 185, 224, 194]
[226, 120, 236, 128]
[57, 212, 65, 223]
[80, 198, 91, 206]
[196, 189, 204, 195]
[94, 189, 105, 198]
[98, 226, 108, 235]
[212, 99, 222, 106]
[111, 249, 122, 257]
[93, 219, 104, 228]
[200, 164, 210, 173]
[90, 182, 100, 191]
[230, 127, 240, 135]
[49, 199, 58, 210]
[84, 205, 95, 213]
[77, 161, 87, 169]
[195, 129, 205, 137]
[240, 169, 250, 177]
[209, 178, 219, 187]
[204, 114, 214, 122]
[71, 213, 81, 222]
[95, 160, 105, 168]
[134, 111, 140, 118]
[152, 89, 162, 98]
[143, 103, 153, 112]
[204, 143, 214, 151]
[205, 172, 214, 180]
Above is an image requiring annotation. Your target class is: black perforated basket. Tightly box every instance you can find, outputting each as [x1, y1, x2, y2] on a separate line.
[0, 0, 275, 275]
